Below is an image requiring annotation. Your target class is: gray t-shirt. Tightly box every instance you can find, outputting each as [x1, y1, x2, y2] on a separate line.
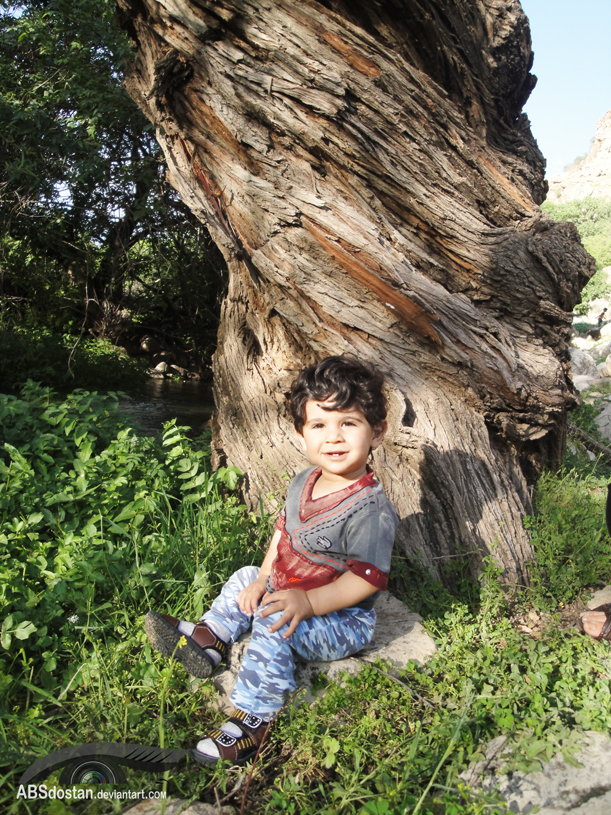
[267, 466, 398, 610]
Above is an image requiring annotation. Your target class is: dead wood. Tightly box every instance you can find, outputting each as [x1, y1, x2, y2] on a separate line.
[568, 422, 611, 464]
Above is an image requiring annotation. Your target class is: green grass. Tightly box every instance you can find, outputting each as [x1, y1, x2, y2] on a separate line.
[523, 468, 611, 610]
[2, 384, 611, 814]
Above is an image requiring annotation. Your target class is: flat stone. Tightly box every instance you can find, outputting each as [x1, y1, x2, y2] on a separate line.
[461, 731, 611, 814]
[126, 798, 235, 815]
[587, 584, 611, 609]
[211, 593, 436, 712]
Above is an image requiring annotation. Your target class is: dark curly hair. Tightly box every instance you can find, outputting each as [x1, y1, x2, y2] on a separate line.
[290, 356, 387, 434]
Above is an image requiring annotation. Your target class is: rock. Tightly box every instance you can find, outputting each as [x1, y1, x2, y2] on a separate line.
[127, 799, 235, 815]
[587, 584, 611, 609]
[604, 354, 611, 378]
[212, 593, 436, 713]
[169, 365, 189, 378]
[570, 440, 597, 461]
[569, 348, 598, 377]
[461, 730, 611, 814]
[571, 337, 595, 350]
[152, 350, 176, 365]
[572, 375, 604, 392]
[593, 342, 611, 359]
[601, 323, 611, 339]
[140, 335, 162, 355]
[595, 402, 611, 441]
[547, 110, 611, 203]
[154, 361, 169, 373]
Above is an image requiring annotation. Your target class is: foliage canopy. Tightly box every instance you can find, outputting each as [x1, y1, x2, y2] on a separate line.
[542, 197, 611, 313]
[0, 0, 225, 372]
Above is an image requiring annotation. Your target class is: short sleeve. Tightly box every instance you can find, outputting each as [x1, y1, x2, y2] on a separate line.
[343, 494, 398, 574]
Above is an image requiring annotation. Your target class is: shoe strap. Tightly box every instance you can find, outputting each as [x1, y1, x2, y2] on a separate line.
[191, 623, 228, 658]
[228, 710, 267, 744]
[207, 727, 257, 761]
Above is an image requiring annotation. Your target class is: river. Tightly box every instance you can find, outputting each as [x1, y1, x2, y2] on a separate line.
[118, 378, 215, 436]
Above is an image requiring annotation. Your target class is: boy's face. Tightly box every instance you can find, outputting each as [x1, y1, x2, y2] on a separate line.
[296, 399, 387, 483]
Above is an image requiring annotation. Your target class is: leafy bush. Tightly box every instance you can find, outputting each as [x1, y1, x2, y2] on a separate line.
[575, 268, 611, 314]
[0, 383, 268, 688]
[0, 329, 149, 392]
[542, 198, 611, 313]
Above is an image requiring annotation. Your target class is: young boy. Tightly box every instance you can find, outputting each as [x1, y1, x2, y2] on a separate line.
[145, 356, 398, 766]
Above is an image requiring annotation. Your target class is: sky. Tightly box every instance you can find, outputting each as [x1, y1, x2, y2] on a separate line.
[519, 0, 611, 178]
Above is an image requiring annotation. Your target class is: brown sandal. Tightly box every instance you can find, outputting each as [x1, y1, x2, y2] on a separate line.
[580, 603, 611, 641]
[190, 710, 268, 767]
[144, 611, 228, 677]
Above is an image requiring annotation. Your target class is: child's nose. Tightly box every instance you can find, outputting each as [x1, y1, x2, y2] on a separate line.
[326, 425, 344, 441]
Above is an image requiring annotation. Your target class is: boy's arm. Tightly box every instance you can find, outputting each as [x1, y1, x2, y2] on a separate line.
[260, 570, 378, 638]
[258, 528, 281, 578]
[306, 571, 377, 616]
[237, 528, 281, 614]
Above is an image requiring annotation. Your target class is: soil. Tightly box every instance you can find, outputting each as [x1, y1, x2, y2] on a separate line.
[508, 596, 590, 639]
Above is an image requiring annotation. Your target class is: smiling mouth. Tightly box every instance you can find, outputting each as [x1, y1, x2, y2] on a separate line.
[325, 451, 348, 458]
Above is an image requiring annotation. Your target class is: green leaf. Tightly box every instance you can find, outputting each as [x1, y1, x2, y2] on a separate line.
[322, 736, 340, 769]
[14, 620, 37, 640]
[113, 506, 136, 523]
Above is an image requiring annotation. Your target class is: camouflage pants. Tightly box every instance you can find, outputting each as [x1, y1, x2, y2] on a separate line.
[201, 566, 376, 718]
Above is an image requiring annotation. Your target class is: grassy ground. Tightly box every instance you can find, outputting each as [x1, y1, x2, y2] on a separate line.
[2, 384, 611, 814]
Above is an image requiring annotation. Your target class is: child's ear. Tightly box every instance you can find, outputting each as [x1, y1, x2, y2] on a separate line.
[371, 420, 388, 450]
[294, 428, 307, 451]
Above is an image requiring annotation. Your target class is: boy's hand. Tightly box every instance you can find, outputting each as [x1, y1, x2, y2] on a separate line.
[259, 589, 314, 638]
[237, 576, 268, 615]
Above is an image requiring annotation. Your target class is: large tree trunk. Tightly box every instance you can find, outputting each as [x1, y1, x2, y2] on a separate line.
[117, 0, 593, 586]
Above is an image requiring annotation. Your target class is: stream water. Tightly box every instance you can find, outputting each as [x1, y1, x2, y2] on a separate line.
[118, 378, 215, 436]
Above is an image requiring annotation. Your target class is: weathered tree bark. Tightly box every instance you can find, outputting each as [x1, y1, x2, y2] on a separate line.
[117, 0, 594, 586]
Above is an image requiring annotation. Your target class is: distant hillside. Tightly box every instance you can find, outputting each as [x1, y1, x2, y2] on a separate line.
[547, 111, 611, 203]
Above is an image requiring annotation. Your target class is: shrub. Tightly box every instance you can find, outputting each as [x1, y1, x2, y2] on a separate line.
[0, 382, 268, 689]
[542, 198, 611, 313]
[0, 329, 148, 393]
